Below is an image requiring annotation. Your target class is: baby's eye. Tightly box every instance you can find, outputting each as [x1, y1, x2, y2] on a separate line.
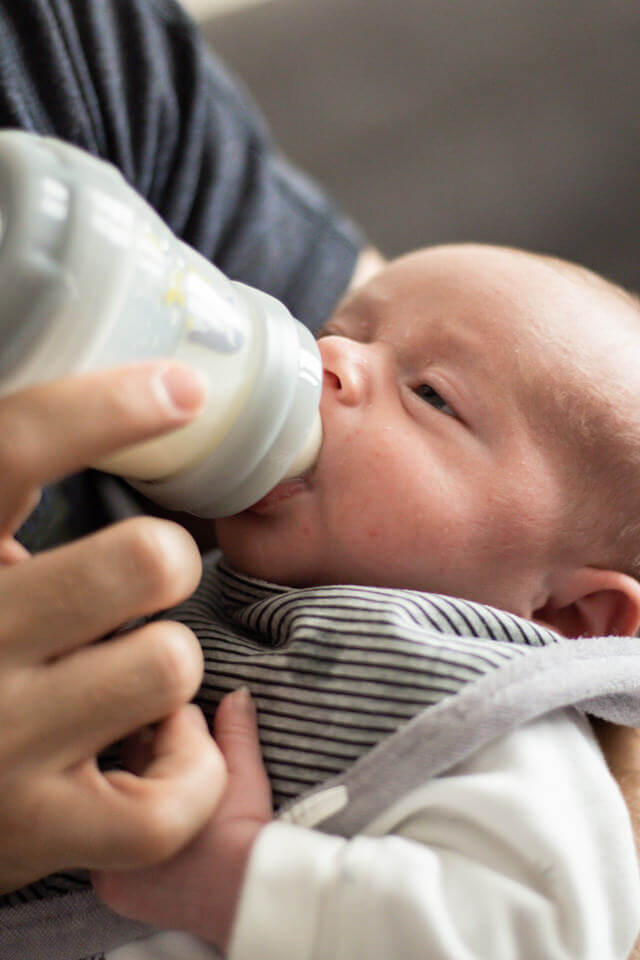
[414, 384, 455, 417]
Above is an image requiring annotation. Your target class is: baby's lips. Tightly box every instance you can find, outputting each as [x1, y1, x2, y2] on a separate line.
[247, 477, 311, 514]
[245, 413, 322, 513]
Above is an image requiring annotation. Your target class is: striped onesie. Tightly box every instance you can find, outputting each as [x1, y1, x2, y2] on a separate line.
[4, 549, 640, 959]
[178, 553, 562, 811]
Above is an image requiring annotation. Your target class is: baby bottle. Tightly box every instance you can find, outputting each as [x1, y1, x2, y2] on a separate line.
[0, 130, 323, 517]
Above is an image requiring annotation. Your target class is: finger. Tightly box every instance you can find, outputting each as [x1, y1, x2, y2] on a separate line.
[57, 706, 227, 870]
[2, 490, 41, 541]
[213, 688, 272, 820]
[120, 725, 156, 776]
[0, 536, 30, 565]
[0, 361, 206, 536]
[38, 621, 205, 766]
[0, 516, 202, 663]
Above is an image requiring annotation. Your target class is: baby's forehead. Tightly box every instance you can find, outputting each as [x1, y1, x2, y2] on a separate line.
[409, 247, 640, 452]
[527, 251, 639, 313]
[517, 298, 640, 479]
[383, 244, 634, 313]
[337, 243, 640, 420]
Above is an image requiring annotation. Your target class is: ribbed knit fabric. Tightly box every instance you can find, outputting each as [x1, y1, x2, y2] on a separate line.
[179, 556, 560, 809]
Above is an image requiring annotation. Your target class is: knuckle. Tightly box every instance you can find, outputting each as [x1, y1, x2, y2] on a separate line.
[132, 796, 193, 865]
[202, 739, 228, 798]
[188, 723, 227, 782]
[0, 419, 38, 485]
[0, 669, 43, 768]
[121, 518, 177, 592]
[144, 621, 203, 705]
[119, 517, 201, 607]
[112, 753, 227, 867]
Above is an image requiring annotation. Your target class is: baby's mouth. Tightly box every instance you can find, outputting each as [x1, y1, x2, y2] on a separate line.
[247, 475, 312, 513]
[247, 412, 323, 514]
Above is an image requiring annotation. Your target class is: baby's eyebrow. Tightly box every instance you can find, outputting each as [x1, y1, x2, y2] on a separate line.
[412, 316, 479, 367]
[318, 310, 376, 341]
[417, 321, 499, 429]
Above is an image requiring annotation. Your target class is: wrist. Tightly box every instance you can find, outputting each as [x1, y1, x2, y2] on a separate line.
[194, 819, 264, 955]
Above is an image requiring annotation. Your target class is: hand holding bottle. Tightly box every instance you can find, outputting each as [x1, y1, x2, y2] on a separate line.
[0, 130, 322, 518]
[0, 361, 228, 894]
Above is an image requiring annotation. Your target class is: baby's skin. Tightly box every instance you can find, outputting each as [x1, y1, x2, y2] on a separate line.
[219, 243, 640, 635]
[94, 243, 640, 954]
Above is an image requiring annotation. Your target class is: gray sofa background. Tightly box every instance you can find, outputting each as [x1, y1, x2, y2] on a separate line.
[203, 0, 640, 291]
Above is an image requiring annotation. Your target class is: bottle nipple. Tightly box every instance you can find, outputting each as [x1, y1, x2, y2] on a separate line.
[282, 410, 323, 480]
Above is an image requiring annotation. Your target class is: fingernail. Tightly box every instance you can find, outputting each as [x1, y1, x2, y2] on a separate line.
[156, 364, 208, 416]
[230, 686, 255, 715]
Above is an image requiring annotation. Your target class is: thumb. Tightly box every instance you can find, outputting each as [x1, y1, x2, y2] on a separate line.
[214, 688, 272, 820]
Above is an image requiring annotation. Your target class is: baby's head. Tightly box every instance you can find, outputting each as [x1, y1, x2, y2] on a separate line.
[216, 243, 640, 637]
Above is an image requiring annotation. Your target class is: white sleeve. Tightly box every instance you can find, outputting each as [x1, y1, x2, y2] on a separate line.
[228, 709, 640, 960]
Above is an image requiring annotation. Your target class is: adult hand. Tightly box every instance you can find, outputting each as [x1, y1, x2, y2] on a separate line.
[0, 361, 227, 894]
[93, 688, 272, 956]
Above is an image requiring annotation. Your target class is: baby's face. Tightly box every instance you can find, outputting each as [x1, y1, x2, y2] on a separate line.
[216, 244, 638, 618]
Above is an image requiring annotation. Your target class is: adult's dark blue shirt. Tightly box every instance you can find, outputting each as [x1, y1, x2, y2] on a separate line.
[0, 0, 363, 552]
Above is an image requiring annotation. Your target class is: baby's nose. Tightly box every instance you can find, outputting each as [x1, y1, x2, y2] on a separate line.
[323, 369, 341, 391]
[318, 336, 370, 406]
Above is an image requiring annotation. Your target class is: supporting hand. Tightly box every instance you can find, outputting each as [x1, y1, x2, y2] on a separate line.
[93, 688, 272, 956]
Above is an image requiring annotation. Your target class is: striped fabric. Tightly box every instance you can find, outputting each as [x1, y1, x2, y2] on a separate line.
[185, 555, 561, 810]
[0, 553, 560, 914]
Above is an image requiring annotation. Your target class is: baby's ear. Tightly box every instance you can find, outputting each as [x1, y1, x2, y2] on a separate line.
[534, 567, 640, 638]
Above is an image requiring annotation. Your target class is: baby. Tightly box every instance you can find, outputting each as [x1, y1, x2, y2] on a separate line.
[218, 241, 640, 629]
[98, 244, 640, 959]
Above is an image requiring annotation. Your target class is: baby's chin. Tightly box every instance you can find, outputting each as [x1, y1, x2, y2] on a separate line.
[213, 522, 541, 613]
[214, 515, 312, 587]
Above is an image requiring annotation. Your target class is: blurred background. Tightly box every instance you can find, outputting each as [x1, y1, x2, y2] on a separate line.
[111, 0, 639, 955]
[195, 0, 640, 290]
